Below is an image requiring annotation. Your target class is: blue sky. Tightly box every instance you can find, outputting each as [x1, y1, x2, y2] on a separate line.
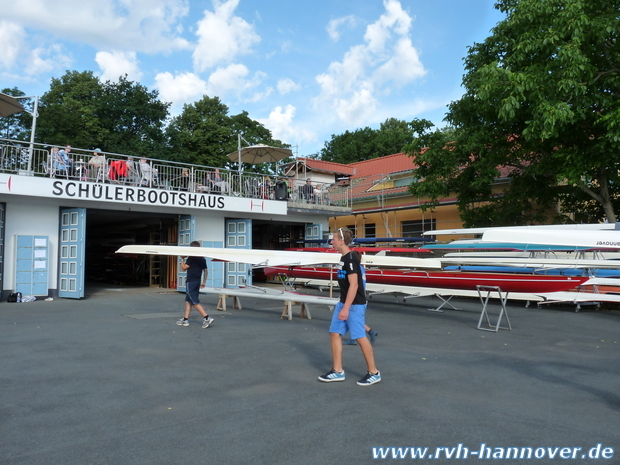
[1, 0, 505, 156]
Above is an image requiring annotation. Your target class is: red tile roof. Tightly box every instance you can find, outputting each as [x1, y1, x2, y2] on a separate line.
[349, 152, 418, 178]
[284, 153, 418, 178]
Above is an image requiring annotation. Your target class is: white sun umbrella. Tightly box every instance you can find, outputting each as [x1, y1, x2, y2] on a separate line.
[226, 143, 293, 169]
[0, 93, 25, 117]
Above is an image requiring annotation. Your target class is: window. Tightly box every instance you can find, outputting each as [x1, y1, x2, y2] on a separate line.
[401, 219, 436, 238]
[365, 223, 376, 238]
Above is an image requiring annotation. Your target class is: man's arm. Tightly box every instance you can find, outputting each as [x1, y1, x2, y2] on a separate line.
[201, 267, 208, 287]
[338, 273, 358, 321]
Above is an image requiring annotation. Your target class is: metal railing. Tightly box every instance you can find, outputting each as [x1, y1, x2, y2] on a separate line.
[0, 139, 351, 209]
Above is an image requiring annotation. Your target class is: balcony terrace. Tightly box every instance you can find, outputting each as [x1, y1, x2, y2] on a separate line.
[0, 139, 351, 215]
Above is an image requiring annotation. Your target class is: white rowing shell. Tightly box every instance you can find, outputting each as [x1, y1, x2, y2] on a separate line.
[482, 229, 620, 250]
[116, 245, 442, 269]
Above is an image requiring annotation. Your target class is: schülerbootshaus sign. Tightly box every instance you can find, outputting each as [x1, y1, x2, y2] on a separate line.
[0, 174, 287, 215]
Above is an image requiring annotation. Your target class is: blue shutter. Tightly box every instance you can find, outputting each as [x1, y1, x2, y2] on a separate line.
[177, 215, 195, 291]
[225, 219, 252, 288]
[58, 208, 86, 298]
[305, 223, 323, 246]
[202, 240, 224, 287]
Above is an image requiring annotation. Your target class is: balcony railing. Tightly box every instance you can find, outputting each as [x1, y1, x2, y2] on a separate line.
[0, 139, 351, 210]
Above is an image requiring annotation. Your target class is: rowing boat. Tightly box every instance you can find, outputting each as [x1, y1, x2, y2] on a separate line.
[264, 266, 588, 293]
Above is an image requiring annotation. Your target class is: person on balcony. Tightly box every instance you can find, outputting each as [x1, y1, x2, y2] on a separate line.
[208, 168, 228, 194]
[177, 169, 191, 191]
[260, 176, 272, 199]
[54, 145, 73, 178]
[300, 178, 315, 202]
[125, 156, 138, 186]
[88, 149, 106, 182]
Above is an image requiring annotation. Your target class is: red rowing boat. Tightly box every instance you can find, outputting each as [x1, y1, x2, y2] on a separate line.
[264, 266, 588, 293]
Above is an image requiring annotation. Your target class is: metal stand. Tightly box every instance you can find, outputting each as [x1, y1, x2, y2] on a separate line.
[278, 273, 296, 291]
[476, 285, 512, 332]
[425, 294, 463, 313]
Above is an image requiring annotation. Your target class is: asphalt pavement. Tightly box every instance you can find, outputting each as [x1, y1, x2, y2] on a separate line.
[1, 285, 618, 465]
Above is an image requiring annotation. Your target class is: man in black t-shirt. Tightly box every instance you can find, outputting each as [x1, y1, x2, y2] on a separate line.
[318, 228, 381, 386]
[176, 241, 214, 329]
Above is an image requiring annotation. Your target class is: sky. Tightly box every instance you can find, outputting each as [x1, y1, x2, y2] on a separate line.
[1, 0, 506, 157]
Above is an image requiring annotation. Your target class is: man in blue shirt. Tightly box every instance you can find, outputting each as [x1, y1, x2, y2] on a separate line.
[176, 241, 214, 329]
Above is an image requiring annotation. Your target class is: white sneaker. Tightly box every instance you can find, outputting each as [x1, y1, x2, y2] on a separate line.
[176, 318, 189, 327]
[202, 317, 214, 329]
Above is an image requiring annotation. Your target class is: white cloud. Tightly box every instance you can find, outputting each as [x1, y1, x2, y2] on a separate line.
[192, 0, 261, 72]
[155, 64, 268, 114]
[277, 78, 301, 95]
[333, 88, 378, 127]
[0, 21, 26, 69]
[28, 43, 72, 75]
[96, 51, 143, 83]
[246, 87, 273, 103]
[326, 15, 356, 42]
[2, 0, 191, 54]
[205, 63, 266, 99]
[313, 0, 426, 126]
[258, 105, 316, 145]
[154, 71, 208, 110]
[0, 21, 72, 75]
[364, 0, 412, 52]
[372, 37, 425, 87]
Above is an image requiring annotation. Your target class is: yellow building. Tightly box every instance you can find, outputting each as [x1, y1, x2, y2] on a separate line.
[289, 154, 477, 242]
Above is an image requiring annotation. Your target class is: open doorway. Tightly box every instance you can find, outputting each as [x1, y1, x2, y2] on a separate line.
[84, 209, 178, 288]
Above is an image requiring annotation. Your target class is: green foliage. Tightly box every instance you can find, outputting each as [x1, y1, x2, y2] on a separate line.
[37, 71, 106, 148]
[97, 76, 170, 158]
[165, 95, 232, 166]
[406, 0, 620, 225]
[10, 69, 287, 172]
[320, 117, 415, 163]
[165, 96, 286, 171]
[37, 71, 170, 157]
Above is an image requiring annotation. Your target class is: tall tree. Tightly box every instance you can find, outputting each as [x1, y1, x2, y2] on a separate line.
[37, 71, 105, 148]
[97, 75, 170, 158]
[37, 71, 169, 157]
[320, 127, 377, 164]
[320, 118, 415, 164]
[166, 96, 235, 167]
[406, 0, 620, 226]
[166, 97, 286, 171]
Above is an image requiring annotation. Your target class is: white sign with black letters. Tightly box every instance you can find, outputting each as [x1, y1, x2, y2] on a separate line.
[0, 174, 287, 215]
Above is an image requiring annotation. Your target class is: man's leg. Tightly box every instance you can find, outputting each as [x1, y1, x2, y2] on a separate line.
[357, 337, 378, 374]
[194, 303, 208, 318]
[330, 332, 343, 372]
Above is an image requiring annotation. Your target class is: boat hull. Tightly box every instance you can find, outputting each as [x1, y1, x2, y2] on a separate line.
[264, 266, 588, 293]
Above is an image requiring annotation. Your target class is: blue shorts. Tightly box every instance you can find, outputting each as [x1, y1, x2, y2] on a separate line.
[185, 280, 201, 306]
[329, 302, 367, 340]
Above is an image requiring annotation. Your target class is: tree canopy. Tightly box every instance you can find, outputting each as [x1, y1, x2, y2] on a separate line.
[36, 71, 170, 157]
[14, 70, 285, 170]
[406, 0, 620, 226]
[320, 118, 415, 164]
[165, 96, 287, 171]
